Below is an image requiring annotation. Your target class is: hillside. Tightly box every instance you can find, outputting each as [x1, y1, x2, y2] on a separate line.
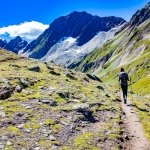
[71, 2, 150, 139]
[0, 49, 127, 149]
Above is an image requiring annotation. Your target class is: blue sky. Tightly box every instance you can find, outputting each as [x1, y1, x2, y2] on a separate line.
[0, 0, 149, 41]
[0, 0, 149, 26]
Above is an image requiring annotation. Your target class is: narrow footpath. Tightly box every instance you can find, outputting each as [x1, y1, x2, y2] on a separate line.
[121, 98, 150, 150]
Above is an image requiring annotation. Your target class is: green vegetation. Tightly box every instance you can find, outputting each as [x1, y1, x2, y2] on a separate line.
[8, 126, 22, 135]
[0, 48, 123, 149]
[44, 119, 56, 126]
[73, 18, 150, 140]
[73, 132, 99, 150]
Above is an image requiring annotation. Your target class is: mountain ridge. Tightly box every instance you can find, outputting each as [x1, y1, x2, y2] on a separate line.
[23, 11, 126, 59]
[0, 36, 28, 54]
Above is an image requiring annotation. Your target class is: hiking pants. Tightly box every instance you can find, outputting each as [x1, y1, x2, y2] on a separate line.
[121, 84, 128, 99]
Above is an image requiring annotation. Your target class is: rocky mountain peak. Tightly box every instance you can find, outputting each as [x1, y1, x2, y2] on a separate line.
[130, 2, 150, 27]
[4, 36, 28, 54]
[24, 11, 126, 59]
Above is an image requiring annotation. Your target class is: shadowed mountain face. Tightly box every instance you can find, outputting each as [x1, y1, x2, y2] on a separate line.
[0, 36, 28, 54]
[24, 11, 126, 59]
[4, 36, 28, 54]
[0, 39, 7, 48]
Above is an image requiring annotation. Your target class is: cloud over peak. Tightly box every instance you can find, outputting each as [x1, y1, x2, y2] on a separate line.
[0, 21, 49, 41]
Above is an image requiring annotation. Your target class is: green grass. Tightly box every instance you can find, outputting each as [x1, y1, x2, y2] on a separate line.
[73, 132, 99, 150]
[0, 48, 130, 149]
[44, 119, 56, 126]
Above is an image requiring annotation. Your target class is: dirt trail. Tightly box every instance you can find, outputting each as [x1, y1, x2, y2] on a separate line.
[121, 98, 150, 150]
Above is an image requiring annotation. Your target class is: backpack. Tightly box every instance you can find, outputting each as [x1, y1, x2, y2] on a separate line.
[119, 72, 128, 85]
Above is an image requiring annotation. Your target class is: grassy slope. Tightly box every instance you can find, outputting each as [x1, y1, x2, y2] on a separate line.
[0, 49, 123, 149]
[74, 20, 150, 139]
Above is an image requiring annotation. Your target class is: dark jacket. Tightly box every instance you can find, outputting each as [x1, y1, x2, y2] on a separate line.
[119, 72, 129, 85]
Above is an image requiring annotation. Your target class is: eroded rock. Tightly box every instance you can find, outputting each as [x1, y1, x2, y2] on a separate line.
[19, 78, 34, 88]
[28, 66, 41, 72]
[0, 86, 14, 100]
[50, 70, 60, 76]
[58, 92, 71, 100]
[15, 85, 23, 92]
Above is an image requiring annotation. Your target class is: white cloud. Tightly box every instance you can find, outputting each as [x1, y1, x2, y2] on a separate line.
[0, 21, 49, 41]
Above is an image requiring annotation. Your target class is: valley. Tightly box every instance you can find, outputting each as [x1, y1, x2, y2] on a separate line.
[0, 2, 150, 150]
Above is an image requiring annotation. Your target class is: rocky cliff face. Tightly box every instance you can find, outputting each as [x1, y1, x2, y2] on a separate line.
[129, 2, 150, 27]
[24, 11, 125, 59]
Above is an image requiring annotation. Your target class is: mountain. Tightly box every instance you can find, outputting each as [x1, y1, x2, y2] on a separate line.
[41, 25, 124, 67]
[71, 2, 150, 138]
[73, 2, 150, 90]
[0, 39, 7, 48]
[24, 11, 126, 59]
[0, 48, 126, 149]
[4, 36, 28, 54]
[129, 2, 150, 27]
[0, 3, 150, 149]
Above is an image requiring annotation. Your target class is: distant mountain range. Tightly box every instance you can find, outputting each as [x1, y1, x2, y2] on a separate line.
[22, 11, 125, 66]
[0, 36, 28, 54]
[0, 2, 149, 72]
[0, 12, 126, 65]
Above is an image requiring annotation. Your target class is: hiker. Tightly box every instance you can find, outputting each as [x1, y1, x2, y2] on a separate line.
[119, 68, 130, 104]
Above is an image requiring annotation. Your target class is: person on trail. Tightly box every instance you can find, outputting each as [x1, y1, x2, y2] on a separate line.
[119, 68, 130, 104]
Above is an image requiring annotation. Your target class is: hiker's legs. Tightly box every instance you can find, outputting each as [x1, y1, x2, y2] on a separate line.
[124, 85, 128, 99]
[124, 85, 128, 104]
[121, 85, 128, 104]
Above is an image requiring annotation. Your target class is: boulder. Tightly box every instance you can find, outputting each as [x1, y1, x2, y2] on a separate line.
[105, 94, 110, 98]
[0, 86, 14, 100]
[50, 70, 60, 76]
[45, 63, 54, 70]
[39, 99, 58, 106]
[19, 78, 33, 88]
[39, 99, 50, 104]
[73, 103, 90, 112]
[28, 66, 41, 72]
[84, 77, 90, 82]
[15, 85, 23, 92]
[48, 135, 56, 141]
[73, 103, 95, 122]
[58, 92, 71, 100]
